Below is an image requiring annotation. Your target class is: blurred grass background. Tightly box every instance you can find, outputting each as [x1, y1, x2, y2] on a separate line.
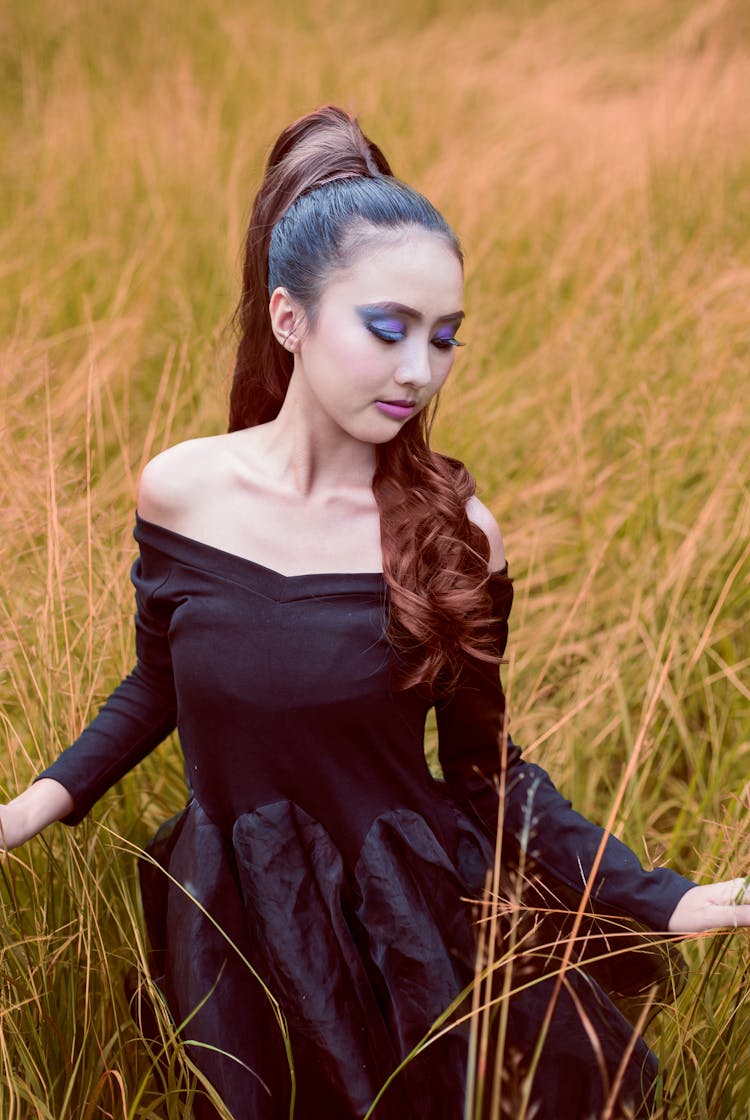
[1, 0, 749, 1115]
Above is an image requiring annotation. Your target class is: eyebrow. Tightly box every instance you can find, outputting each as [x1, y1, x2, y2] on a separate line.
[356, 302, 465, 325]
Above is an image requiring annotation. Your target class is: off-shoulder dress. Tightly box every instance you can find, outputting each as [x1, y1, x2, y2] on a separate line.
[38, 515, 693, 1119]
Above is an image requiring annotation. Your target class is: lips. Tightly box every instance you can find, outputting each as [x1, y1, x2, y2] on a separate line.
[374, 400, 416, 420]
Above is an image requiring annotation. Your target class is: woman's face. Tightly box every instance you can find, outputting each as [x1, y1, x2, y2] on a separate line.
[279, 228, 465, 445]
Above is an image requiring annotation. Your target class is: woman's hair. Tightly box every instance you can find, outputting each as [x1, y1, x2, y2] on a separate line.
[230, 106, 500, 691]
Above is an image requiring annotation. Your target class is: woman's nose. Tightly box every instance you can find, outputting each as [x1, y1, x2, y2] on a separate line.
[394, 342, 432, 387]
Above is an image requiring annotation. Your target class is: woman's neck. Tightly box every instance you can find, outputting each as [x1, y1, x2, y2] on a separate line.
[257, 377, 377, 500]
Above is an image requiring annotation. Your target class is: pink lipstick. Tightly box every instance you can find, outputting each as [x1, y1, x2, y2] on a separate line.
[375, 400, 416, 420]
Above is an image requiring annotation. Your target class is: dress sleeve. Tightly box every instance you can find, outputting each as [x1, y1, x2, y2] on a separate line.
[435, 569, 694, 932]
[35, 535, 178, 824]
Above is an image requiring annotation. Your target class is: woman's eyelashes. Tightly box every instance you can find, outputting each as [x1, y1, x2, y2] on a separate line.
[432, 330, 465, 351]
[360, 315, 465, 350]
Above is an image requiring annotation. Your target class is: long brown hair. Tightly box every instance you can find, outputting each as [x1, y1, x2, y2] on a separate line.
[230, 106, 500, 692]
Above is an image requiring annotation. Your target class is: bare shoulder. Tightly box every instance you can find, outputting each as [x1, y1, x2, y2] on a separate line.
[137, 435, 231, 528]
[466, 495, 506, 573]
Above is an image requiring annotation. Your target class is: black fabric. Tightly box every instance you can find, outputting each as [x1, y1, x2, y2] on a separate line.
[38, 515, 695, 1119]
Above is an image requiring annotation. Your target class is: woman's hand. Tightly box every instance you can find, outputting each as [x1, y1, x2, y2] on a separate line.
[668, 879, 750, 933]
[0, 779, 75, 850]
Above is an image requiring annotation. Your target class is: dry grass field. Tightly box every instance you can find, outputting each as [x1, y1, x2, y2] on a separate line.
[1, 0, 749, 1116]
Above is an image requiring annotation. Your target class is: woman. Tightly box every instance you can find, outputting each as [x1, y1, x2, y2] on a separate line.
[1, 106, 748, 1120]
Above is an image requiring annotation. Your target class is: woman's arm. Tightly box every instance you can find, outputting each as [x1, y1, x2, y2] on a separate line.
[0, 779, 75, 849]
[438, 629, 750, 934]
[32, 533, 178, 824]
[441, 506, 748, 935]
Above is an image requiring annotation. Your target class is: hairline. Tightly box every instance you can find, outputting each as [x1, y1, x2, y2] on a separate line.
[298, 220, 463, 326]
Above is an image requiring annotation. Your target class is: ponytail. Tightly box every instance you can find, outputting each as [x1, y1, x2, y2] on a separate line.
[230, 106, 393, 431]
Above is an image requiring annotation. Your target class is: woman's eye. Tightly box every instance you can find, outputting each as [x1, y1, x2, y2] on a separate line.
[431, 335, 465, 350]
[363, 316, 465, 349]
[367, 321, 406, 343]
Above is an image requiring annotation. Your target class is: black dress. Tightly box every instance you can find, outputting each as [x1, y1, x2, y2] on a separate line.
[38, 515, 693, 1119]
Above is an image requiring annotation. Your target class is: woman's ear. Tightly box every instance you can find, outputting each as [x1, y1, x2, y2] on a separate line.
[269, 287, 302, 351]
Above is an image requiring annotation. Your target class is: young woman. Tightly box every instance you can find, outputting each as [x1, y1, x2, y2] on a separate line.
[2, 106, 748, 1120]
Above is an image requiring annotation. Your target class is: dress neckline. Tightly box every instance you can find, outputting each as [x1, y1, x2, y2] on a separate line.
[134, 513, 386, 583]
[133, 513, 511, 606]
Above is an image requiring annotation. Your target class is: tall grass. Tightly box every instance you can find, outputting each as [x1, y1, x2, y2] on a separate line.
[1, 0, 749, 1115]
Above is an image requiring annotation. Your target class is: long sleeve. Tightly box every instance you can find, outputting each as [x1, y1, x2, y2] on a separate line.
[35, 539, 178, 825]
[435, 570, 694, 932]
